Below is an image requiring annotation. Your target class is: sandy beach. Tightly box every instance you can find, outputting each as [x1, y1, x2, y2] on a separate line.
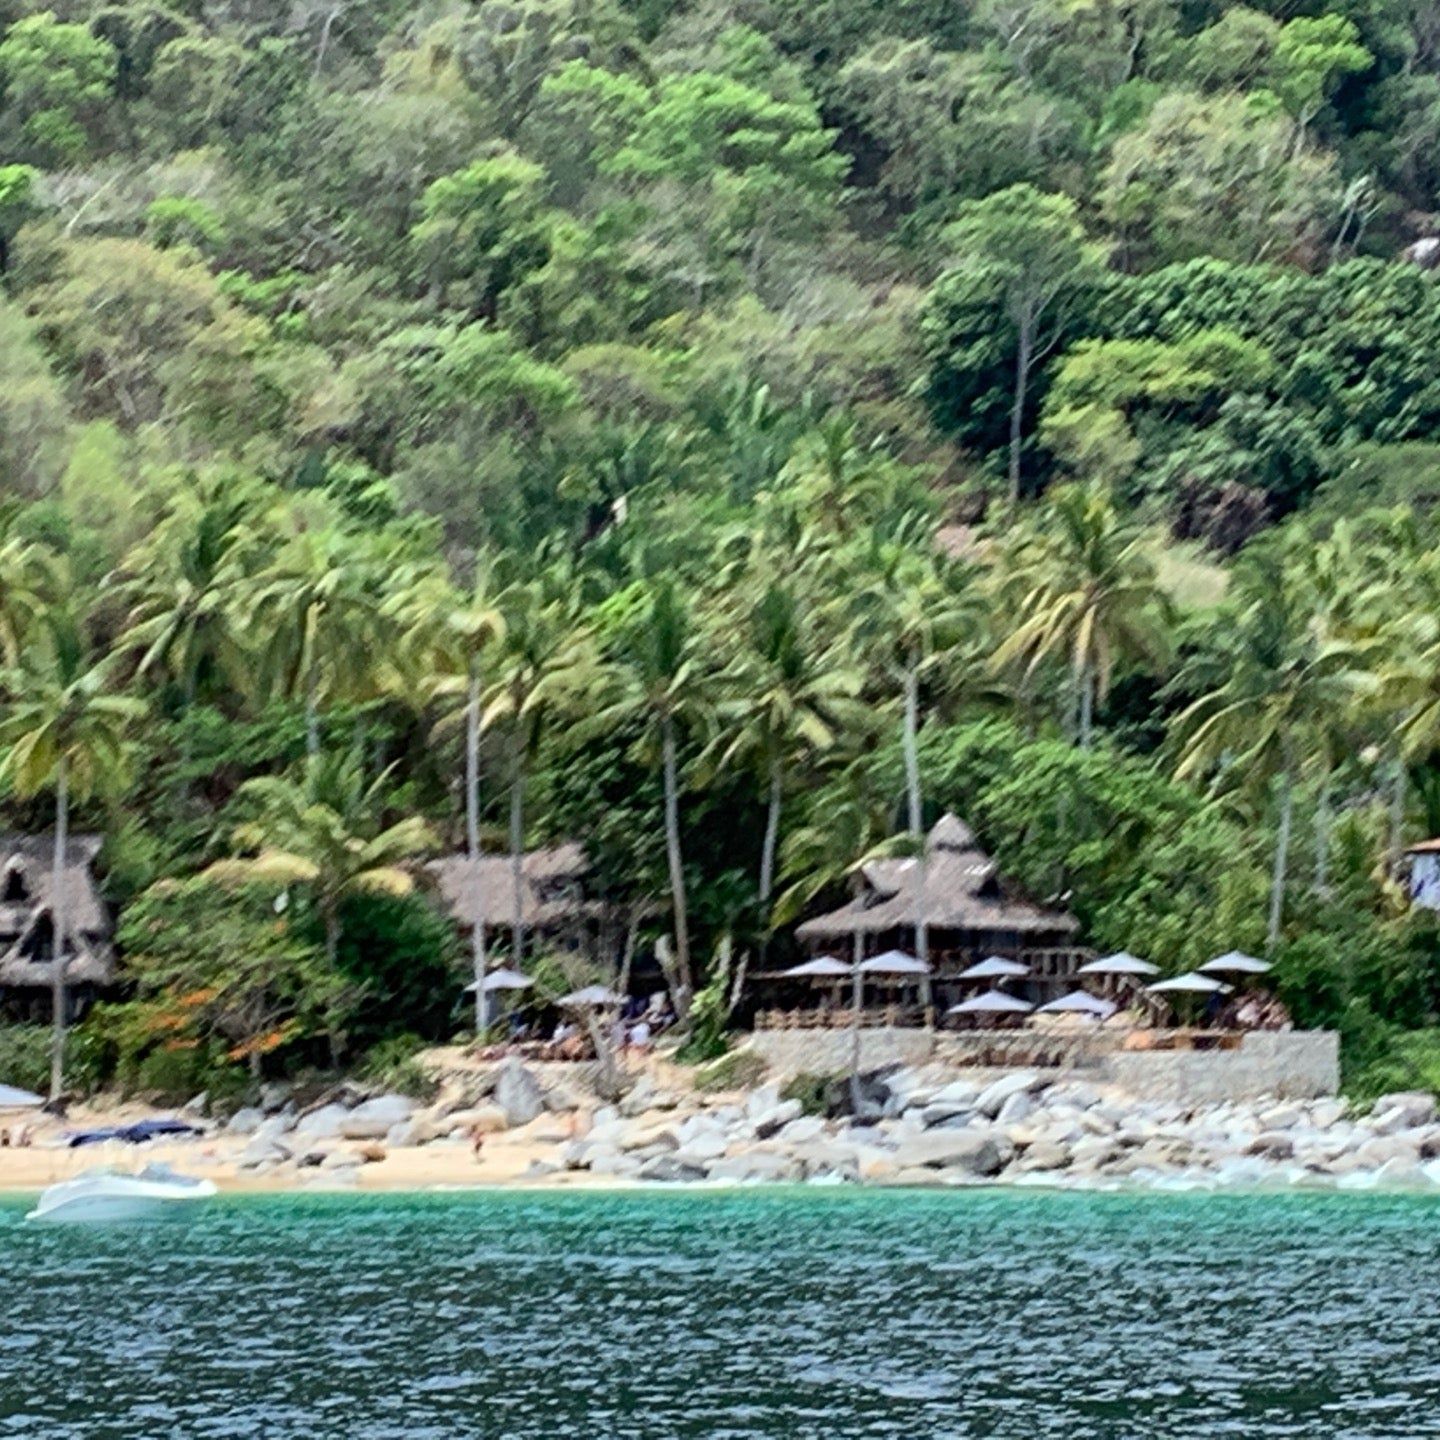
[0, 1102, 626, 1196]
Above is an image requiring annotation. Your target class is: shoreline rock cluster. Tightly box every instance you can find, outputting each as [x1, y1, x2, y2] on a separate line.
[218, 1059, 1440, 1193]
[557, 1068, 1440, 1192]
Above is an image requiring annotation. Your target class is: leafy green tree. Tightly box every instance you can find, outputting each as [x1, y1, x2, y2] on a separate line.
[0, 13, 117, 164]
[0, 605, 144, 1098]
[0, 163, 38, 279]
[940, 185, 1107, 503]
[117, 876, 337, 1078]
[205, 752, 436, 1053]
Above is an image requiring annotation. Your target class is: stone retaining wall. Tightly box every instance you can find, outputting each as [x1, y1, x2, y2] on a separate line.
[1101, 1031, 1340, 1103]
[747, 1027, 1340, 1103]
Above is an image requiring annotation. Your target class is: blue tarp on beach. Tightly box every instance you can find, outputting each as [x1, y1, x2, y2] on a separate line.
[66, 1118, 202, 1148]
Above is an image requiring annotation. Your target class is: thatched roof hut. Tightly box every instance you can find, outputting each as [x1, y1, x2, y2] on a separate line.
[796, 813, 1078, 955]
[428, 843, 606, 935]
[0, 833, 115, 987]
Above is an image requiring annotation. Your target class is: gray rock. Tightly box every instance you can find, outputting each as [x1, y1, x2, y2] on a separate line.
[293, 1103, 352, 1139]
[523, 1160, 560, 1178]
[321, 1150, 360, 1171]
[182, 1092, 209, 1118]
[1258, 1103, 1303, 1131]
[996, 1091, 1033, 1127]
[1372, 1091, 1436, 1129]
[493, 1059, 546, 1127]
[675, 1132, 728, 1166]
[893, 1131, 1010, 1176]
[638, 1155, 706, 1183]
[1247, 1131, 1295, 1161]
[226, 1107, 265, 1136]
[340, 1094, 415, 1140]
[1310, 1098, 1347, 1129]
[777, 1116, 826, 1146]
[928, 1079, 983, 1108]
[1014, 1139, 1070, 1173]
[753, 1100, 803, 1139]
[975, 1073, 1040, 1119]
[745, 1084, 782, 1120]
[587, 1149, 641, 1178]
[258, 1081, 292, 1113]
[619, 1075, 659, 1118]
[707, 1152, 800, 1184]
[237, 1140, 289, 1169]
[920, 1103, 974, 1128]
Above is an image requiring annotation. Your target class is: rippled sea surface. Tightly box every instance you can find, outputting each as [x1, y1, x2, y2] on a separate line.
[3, 1187, 1440, 1438]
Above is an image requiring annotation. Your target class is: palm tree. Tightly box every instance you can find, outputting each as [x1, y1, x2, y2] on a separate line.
[206, 751, 436, 1055]
[844, 527, 980, 975]
[391, 563, 506, 1023]
[1173, 562, 1373, 951]
[0, 606, 144, 1098]
[118, 475, 270, 709]
[0, 503, 55, 666]
[481, 573, 593, 966]
[584, 577, 714, 1011]
[248, 529, 396, 758]
[993, 483, 1171, 747]
[711, 578, 865, 932]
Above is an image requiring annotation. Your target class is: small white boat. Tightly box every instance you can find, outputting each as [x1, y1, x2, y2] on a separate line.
[25, 1164, 217, 1224]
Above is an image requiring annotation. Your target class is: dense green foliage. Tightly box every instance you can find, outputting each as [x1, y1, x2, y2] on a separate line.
[6, 0, 1440, 1094]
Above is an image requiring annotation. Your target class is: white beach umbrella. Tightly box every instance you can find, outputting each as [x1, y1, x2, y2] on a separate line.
[559, 985, 623, 1008]
[0, 1083, 43, 1108]
[857, 950, 931, 976]
[1077, 952, 1161, 977]
[463, 967, 535, 994]
[947, 990, 1035, 1015]
[958, 956, 1031, 980]
[780, 956, 852, 978]
[1036, 990, 1116, 1017]
[1148, 972, 1231, 994]
[1199, 951, 1272, 976]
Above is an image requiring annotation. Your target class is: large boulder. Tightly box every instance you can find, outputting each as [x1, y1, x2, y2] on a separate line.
[776, 1116, 826, 1146]
[752, 1100, 803, 1140]
[293, 1103, 353, 1140]
[340, 1094, 415, 1140]
[674, 1132, 728, 1166]
[494, 1060, 546, 1127]
[226, 1107, 265, 1137]
[1247, 1132, 1296, 1161]
[707, 1152, 800, 1184]
[974, 1072, 1041, 1119]
[893, 1131, 1010, 1176]
[1371, 1092, 1437, 1131]
[444, 1104, 509, 1136]
[638, 1156, 707, 1184]
[996, 1091, 1033, 1127]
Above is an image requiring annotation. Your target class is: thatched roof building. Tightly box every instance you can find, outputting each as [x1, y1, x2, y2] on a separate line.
[0, 833, 114, 988]
[428, 843, 606, 936]
[796, 813, 1079, 965]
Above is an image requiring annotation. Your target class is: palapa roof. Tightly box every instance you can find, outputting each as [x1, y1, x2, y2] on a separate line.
[428, 842, 605, 933]
[0, 833, 115, 987]
[796, 813, 1079, 943]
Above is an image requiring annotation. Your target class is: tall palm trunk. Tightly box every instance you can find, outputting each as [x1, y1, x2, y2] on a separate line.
[1077, 660, 1095, 750]
[465, 666, 488, 1029]
[758, 754, 783, 922]
[661, 714, 692, 1004]
[1008, 315, 1034, 509]
[509, 735, 525, 966]
[1313, 768, 1331, 897]
[304, 655, 321, 760]
[848, 927, 864, 1116]
[48, 757, 68, 1102]
[1268, 765, 1294, 953]
[902, 663, 932, 1018]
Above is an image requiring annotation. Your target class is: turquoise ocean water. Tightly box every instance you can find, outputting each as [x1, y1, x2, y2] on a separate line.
[2, 1187, 1438, 1438]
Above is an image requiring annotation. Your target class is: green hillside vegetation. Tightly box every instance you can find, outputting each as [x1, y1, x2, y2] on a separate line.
[4, 0, 1440, 1098]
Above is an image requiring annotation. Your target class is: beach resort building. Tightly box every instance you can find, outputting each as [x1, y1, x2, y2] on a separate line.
[793, 813, 1086, 1012]
[429, 842, 633, 968]
[0, 833, 114, 1020]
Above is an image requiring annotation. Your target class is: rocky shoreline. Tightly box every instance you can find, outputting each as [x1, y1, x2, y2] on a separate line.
[215, 1059, 1440, 1195]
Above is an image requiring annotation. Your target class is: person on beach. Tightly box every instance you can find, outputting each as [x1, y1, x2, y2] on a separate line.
[470, 1125, 486, 1163]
